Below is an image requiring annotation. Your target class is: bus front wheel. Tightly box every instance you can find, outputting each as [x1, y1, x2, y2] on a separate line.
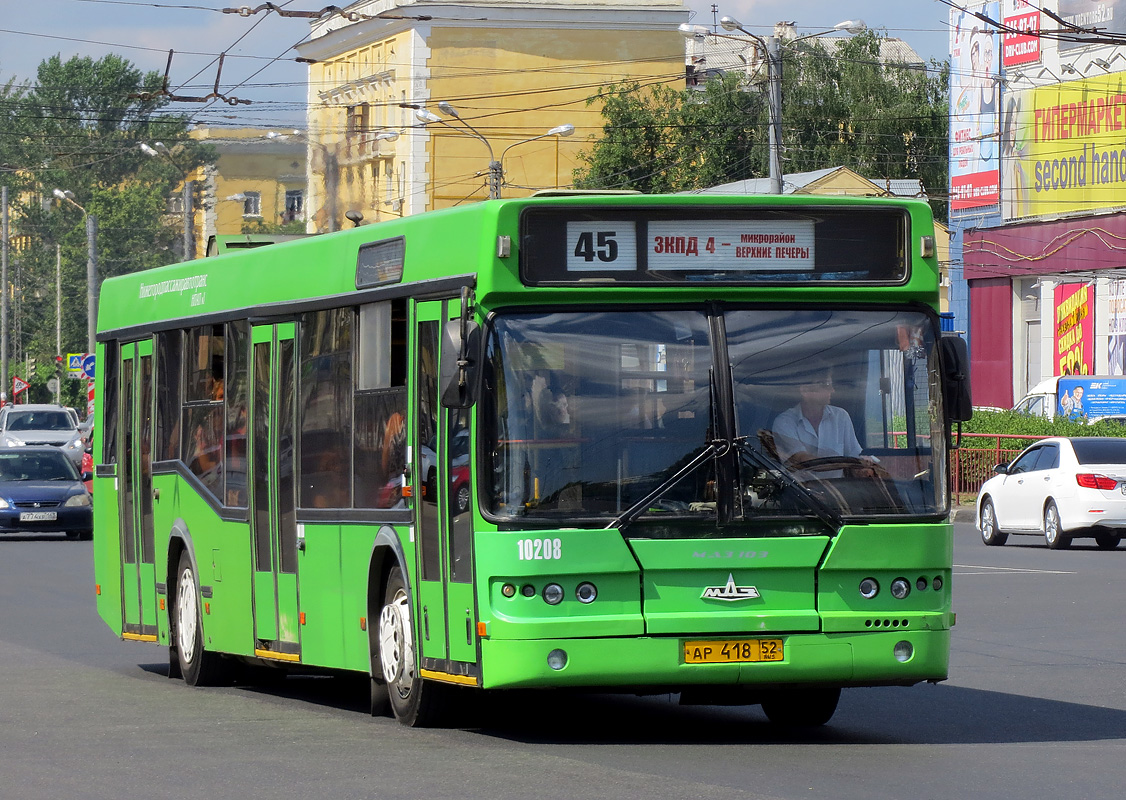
[378, 566, 441, 726]
[173, 550, 226, 687]
[761, 687, 841, 727]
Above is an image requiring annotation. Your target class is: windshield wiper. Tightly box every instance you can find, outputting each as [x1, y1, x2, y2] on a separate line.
[736, 438, 842, 530]
[603, 441, 720, 532]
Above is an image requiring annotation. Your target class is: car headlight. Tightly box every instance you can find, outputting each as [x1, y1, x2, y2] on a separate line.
[2, 436, 25, 447]
[0, 497, 9, 509]
[66, 438, 84, 451]
[64, 493, 91, 508]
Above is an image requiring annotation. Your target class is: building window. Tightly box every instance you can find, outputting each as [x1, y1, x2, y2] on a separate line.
[242, 191, 261, 217]
[166, 195, 184, 215]
[283, 190, 304, 223]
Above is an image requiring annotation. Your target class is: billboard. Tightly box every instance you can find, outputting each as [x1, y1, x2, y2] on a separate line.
[1057, 377, 1126, 421]
[1055, 282, 1094, 376]
[1109, 278, 1126, 375]
[1002, 72, 1126, 220]
[951, 3, 1001, 210]
[1058, 0, 1125, 51]
[1002, 0, 1040, 67]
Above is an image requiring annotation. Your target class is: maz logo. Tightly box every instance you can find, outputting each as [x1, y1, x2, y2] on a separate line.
[701, 573, 760, 601]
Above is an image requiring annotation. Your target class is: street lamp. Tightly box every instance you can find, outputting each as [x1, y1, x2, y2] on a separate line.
[52, 189, 98, 357]
[414, 104, 574, 199]
[681, 17, 866, 194]
[140, 141, 195, 261]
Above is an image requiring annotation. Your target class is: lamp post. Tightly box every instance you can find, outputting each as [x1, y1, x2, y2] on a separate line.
[140, 142, 195, 261]
[414, 104, 574, 199]
[51, 189, 98, 357]
[680, 17, 866, 194]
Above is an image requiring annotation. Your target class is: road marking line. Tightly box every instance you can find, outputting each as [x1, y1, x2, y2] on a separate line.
[955, 563, 1076, 575]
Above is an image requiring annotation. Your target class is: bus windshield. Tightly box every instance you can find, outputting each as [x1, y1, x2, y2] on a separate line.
[483, 307, 946, 527]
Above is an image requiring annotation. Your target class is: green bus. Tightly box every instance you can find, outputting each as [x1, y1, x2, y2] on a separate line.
[92, 193, 971, 727]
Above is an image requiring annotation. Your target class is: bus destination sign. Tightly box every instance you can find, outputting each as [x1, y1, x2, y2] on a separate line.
[566, 219, 815, 273]
[522, 205, 907, 286]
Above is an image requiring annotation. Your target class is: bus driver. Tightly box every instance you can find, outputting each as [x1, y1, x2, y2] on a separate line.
[771, 368, 876, 476]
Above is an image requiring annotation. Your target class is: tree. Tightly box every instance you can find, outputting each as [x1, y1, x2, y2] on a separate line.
[574, 31, 949, 220]
[0, 54, 214, 404]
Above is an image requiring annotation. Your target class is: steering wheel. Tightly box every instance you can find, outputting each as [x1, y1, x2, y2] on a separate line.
[792, 456, 889, 479]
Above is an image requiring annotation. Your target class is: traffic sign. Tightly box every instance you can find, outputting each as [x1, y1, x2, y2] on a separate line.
[81, 354, 96, 380]
[12, 376, 28, 396]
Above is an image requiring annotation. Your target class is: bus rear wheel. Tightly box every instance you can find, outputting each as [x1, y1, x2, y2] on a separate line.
[378, 566, 441, 726]
[761, 687, 841, 727]
[173, 550, 227, 687]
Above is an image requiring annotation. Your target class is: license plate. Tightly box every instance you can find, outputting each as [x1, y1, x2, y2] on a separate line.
[683, 638, 784, 664]
[19, 511, 57, 522]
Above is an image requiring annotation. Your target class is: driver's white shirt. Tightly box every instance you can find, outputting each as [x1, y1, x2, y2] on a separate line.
[771, 404, 862, 463]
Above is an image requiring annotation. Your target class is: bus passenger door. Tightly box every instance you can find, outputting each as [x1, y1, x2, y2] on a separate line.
[118, 340, 158, 641]
[414, 299, 478, 681]
[249, 323, 301, 662]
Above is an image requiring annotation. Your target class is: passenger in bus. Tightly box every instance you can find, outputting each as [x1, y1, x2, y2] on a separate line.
[771, 368, 876, 477]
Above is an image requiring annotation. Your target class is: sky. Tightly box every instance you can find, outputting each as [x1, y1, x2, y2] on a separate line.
[0, 0, 955, 129]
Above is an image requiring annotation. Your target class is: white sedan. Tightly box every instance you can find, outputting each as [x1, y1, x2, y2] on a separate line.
[976, 437, 1126, 550]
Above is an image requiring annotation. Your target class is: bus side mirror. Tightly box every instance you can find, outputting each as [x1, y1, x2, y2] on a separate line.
[940, 334, 972, 423]
[441, 319, 480, 409]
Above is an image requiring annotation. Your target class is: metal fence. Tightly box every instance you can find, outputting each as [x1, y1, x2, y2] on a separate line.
[951, 432, 1048, 502]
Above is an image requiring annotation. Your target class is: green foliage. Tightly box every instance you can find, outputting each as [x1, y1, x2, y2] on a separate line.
[0, 53, 216, 402]
[574, 32, 949, 220]
[960, 410, 1126, 440]
[241, 218, 307, 236]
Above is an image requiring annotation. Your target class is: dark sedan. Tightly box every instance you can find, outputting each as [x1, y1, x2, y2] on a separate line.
[0, 447, 92, 540]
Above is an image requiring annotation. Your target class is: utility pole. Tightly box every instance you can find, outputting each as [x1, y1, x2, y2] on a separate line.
[56, 244, 62, 405]
[182, 180, 195, 261]
[765, 34, 784, 195]
[2, 186, 8, 397]
[86, 213, 98, 356]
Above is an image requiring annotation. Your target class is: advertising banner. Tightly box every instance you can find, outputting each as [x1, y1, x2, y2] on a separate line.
[1002, 0, 1040, 66]
[1058, 0, 1125, 51]
[1003, 72, 1126, 220]
[1110, 278, 1126, 375]
[1055, 282, 1094, 376]
[950, 3, 1001, 210]
[1058, 377, 1126, 421]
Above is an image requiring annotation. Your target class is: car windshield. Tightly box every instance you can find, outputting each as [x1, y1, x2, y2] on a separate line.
[0, 451, 79, 481]
[1071, 438, 1126, 464]
[6, 410, 75, 432]
[482, 307, 947, 530]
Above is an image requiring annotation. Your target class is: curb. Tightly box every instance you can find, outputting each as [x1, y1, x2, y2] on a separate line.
[952, 505, 976, 523]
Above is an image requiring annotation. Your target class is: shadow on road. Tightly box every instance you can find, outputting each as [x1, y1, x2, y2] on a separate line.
[136, 661, 1126, 746]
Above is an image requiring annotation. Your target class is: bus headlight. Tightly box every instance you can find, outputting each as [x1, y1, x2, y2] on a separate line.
[890, 578, 911, 600]
[859, 578, 879, 599]
[575, 582, 597, 604]
[894, 641, 914, 662]
[542, 583, 564, 605]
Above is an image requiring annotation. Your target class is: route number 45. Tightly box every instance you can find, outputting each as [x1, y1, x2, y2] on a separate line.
[573, 230, 618, 263]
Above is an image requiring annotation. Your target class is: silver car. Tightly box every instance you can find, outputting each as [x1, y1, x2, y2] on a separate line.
[0, 404, 86, 467]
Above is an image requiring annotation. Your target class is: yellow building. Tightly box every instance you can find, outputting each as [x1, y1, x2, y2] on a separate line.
[186, 128, 308, 257]
[296, 0, 689, 231]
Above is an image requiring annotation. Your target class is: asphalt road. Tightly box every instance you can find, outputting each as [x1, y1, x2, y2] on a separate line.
[1, 523, 1124, 800]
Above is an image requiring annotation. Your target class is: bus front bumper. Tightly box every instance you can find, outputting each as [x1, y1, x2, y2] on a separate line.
[478, 629, 949, 690]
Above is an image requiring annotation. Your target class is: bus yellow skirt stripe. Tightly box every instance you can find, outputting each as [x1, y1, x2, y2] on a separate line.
[420, 669, 479, 687]
[122, 632, 158, 642]
[255, 648, 301, 662]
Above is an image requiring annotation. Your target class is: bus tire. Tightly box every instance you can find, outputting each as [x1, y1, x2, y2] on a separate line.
[173, 550, 226, 687]
[761, 687, 841, 727]
[378, 566, 441, 726]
